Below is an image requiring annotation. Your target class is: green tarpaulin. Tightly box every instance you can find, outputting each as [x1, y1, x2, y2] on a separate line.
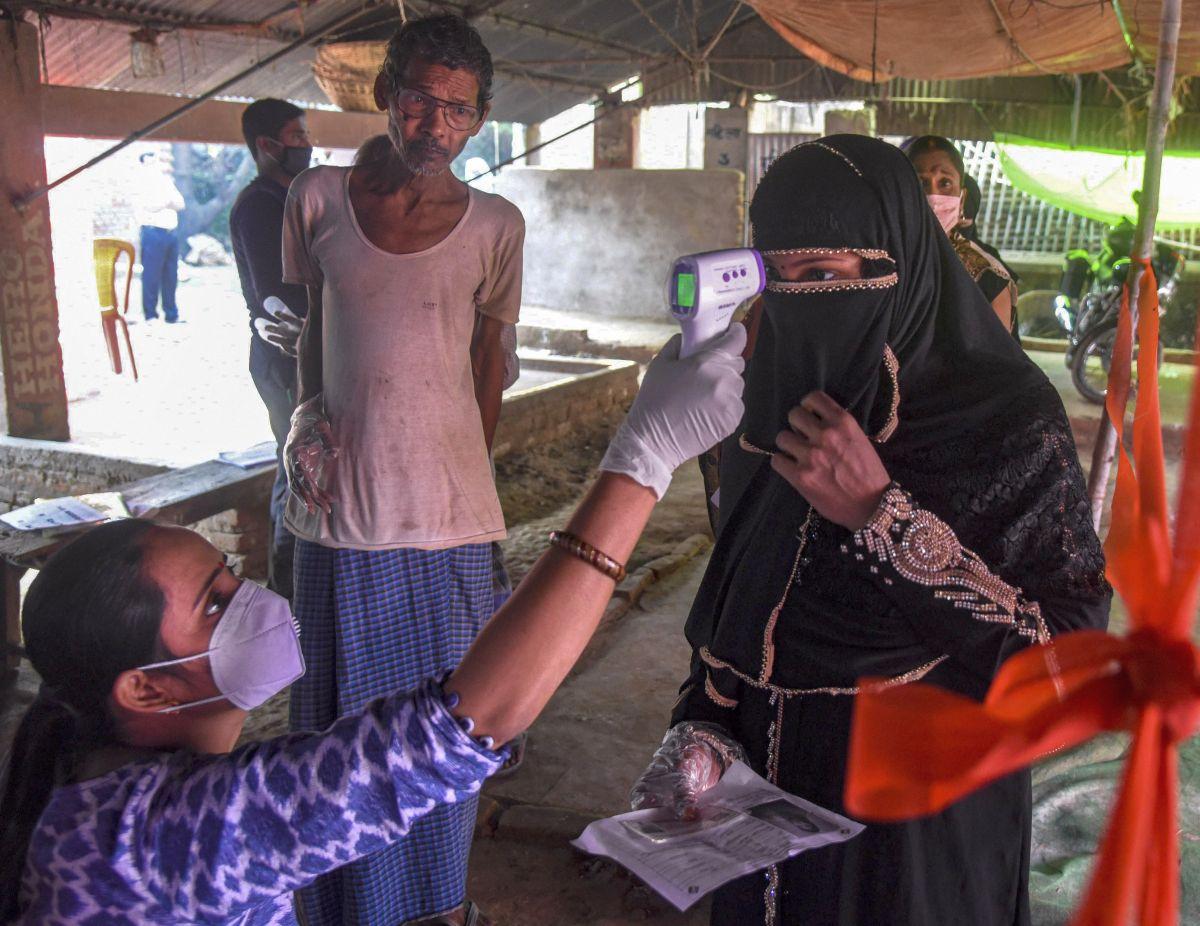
[996, 134, 1200, 228]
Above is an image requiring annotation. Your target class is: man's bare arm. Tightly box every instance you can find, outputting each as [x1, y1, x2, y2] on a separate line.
[471, 313, 506, 453]
[296, 285, 323, 404]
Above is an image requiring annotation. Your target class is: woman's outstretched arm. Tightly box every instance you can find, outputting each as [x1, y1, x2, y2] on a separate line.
[446, 472, 656, 745]
[447, 326, 747, 745]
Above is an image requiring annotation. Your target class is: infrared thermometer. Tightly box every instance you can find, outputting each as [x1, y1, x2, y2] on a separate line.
[668, 248, 766, 357]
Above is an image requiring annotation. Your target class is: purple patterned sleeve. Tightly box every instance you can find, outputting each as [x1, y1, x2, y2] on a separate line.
[23, 681, 502, 924]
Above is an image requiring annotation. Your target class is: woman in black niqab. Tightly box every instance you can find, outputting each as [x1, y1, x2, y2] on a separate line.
[658, 136, 1111, 925]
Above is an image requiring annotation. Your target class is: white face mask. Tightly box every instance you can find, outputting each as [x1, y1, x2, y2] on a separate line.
[139, 582, 305, 712]
[927, 192, 964, 234]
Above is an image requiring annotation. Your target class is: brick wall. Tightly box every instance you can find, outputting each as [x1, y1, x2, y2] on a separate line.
[492, 358, 640, 459]
[191, 507, 270, 580]
[0, 438, 166, 512]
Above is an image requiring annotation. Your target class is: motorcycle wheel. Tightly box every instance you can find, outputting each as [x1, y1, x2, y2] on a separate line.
[1070, 322, 1163, 405]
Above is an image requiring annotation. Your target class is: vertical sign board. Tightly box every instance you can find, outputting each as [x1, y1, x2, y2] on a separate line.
[0, 22, 69, 440]
[594, 103, 638, 169]
[703, 107, 749, 173]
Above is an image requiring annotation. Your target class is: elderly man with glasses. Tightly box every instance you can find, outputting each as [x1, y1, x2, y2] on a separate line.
[280, 14, 523, 926]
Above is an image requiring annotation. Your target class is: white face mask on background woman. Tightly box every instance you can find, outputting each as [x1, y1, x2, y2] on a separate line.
[927, 192, 964, 235]
[139, 581, 305, 712]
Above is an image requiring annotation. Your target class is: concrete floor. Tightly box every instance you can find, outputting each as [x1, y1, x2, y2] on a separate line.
[469, 556, 713, 925]
[483, 554, 705, 818]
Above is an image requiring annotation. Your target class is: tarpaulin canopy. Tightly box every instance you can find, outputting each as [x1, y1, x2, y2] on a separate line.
[748, 0, 1200, 81]
[995, 134, 1200, 228]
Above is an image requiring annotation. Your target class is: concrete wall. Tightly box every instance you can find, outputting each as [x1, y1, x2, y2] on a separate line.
[493, 168, 745, 319]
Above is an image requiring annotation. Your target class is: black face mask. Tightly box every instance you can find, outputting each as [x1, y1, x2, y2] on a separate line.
[267, 140, 312, 177]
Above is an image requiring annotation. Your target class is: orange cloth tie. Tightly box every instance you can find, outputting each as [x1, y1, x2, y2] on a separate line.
[845, 260, 1200, 926]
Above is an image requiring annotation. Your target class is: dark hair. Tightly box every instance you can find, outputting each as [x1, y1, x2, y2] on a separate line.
[902, 134, 965, 181]
[0, 519, 164, 920]
[963, 173, 982, 223]
[380, 14, 494, 109]
[241, 98, 305, 158]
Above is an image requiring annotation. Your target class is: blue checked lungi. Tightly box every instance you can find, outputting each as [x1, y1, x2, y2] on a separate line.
[290, 539, 493, 926]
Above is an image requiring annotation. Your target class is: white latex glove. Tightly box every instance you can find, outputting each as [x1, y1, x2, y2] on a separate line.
[630, 722, 747, 820]
[255, 296, 303, 358]
[600, 325, 746, 499]
[284, 394, 338, 514]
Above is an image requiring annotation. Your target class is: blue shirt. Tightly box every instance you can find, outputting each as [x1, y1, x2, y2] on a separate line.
[16, 682, 503, 925]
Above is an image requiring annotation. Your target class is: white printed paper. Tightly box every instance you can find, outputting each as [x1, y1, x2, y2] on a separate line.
[1, 497, 109, 532]
[217, 441, 277, 469]
[572, 762, 863, 911]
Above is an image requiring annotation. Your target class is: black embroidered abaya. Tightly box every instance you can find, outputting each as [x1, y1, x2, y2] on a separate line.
[672, 136, 1111, 926]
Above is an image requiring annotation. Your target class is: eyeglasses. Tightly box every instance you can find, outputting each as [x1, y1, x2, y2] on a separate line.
[394, 86, 482, 131]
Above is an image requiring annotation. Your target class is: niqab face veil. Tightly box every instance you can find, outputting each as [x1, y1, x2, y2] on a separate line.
[692, 135, 1044, 684]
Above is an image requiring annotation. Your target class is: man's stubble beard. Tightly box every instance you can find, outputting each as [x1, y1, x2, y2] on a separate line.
[388, 115, 450, 178]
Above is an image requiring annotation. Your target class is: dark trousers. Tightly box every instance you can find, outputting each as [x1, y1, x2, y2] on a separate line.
[139, 225, 179, 321]
[249, 337, 297, 600]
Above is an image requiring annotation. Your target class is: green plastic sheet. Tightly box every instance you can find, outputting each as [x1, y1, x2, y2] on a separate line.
[995, 134, 1200, 229]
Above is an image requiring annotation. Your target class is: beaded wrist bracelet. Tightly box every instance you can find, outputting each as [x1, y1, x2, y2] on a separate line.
[442, 688, 496, 751]
[548, 530, 627, 582]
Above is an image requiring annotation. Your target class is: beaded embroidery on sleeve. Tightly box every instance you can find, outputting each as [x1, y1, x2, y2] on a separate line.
[851, 484, 1051, 644]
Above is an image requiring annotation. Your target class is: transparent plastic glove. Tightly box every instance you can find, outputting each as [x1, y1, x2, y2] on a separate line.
[255, 296, 303, 357]
[630, 721, 748, 820]
[600, 325, 746, 498]
[284, 395, 338, 514]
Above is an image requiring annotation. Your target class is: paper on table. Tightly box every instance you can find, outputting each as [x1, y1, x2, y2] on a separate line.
[1, 497, 109, 532]
[572, 761, 863, 911]
[75, 492, 132, 521]
[217, 441, 277, 469]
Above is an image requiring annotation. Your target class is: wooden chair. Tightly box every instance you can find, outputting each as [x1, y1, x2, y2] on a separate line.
[93, 238, 139, 380]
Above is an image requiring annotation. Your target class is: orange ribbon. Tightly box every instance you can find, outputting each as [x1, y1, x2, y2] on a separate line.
[845, 259, 1200, 925]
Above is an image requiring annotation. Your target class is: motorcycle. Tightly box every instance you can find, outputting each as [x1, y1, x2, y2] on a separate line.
[1054, 226, 1183, 404]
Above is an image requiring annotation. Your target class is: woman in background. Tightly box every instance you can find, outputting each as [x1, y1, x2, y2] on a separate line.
[905, 134, 1020, 337]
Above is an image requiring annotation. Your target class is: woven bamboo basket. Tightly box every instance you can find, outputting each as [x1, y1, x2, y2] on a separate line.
[313, 41, 387, 112]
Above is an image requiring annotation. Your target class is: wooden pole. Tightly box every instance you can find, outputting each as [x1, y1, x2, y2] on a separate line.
[0, 20, 70, 440]
[1086, 0, 1181, 530]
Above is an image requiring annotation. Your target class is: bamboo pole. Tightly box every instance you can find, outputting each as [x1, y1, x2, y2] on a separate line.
[1085, 0, 1181, 529]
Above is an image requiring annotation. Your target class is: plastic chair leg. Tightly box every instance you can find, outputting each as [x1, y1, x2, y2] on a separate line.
[101, 311, 122, 375]
[117, 315, 139, 381]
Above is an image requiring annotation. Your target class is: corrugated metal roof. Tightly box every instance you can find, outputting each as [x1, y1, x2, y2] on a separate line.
[13, 0, 1200, 137]
[26, 0, 766, 123]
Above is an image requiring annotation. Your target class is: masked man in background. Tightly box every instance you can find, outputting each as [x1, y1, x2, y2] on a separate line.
[229, 98, 313, 600]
